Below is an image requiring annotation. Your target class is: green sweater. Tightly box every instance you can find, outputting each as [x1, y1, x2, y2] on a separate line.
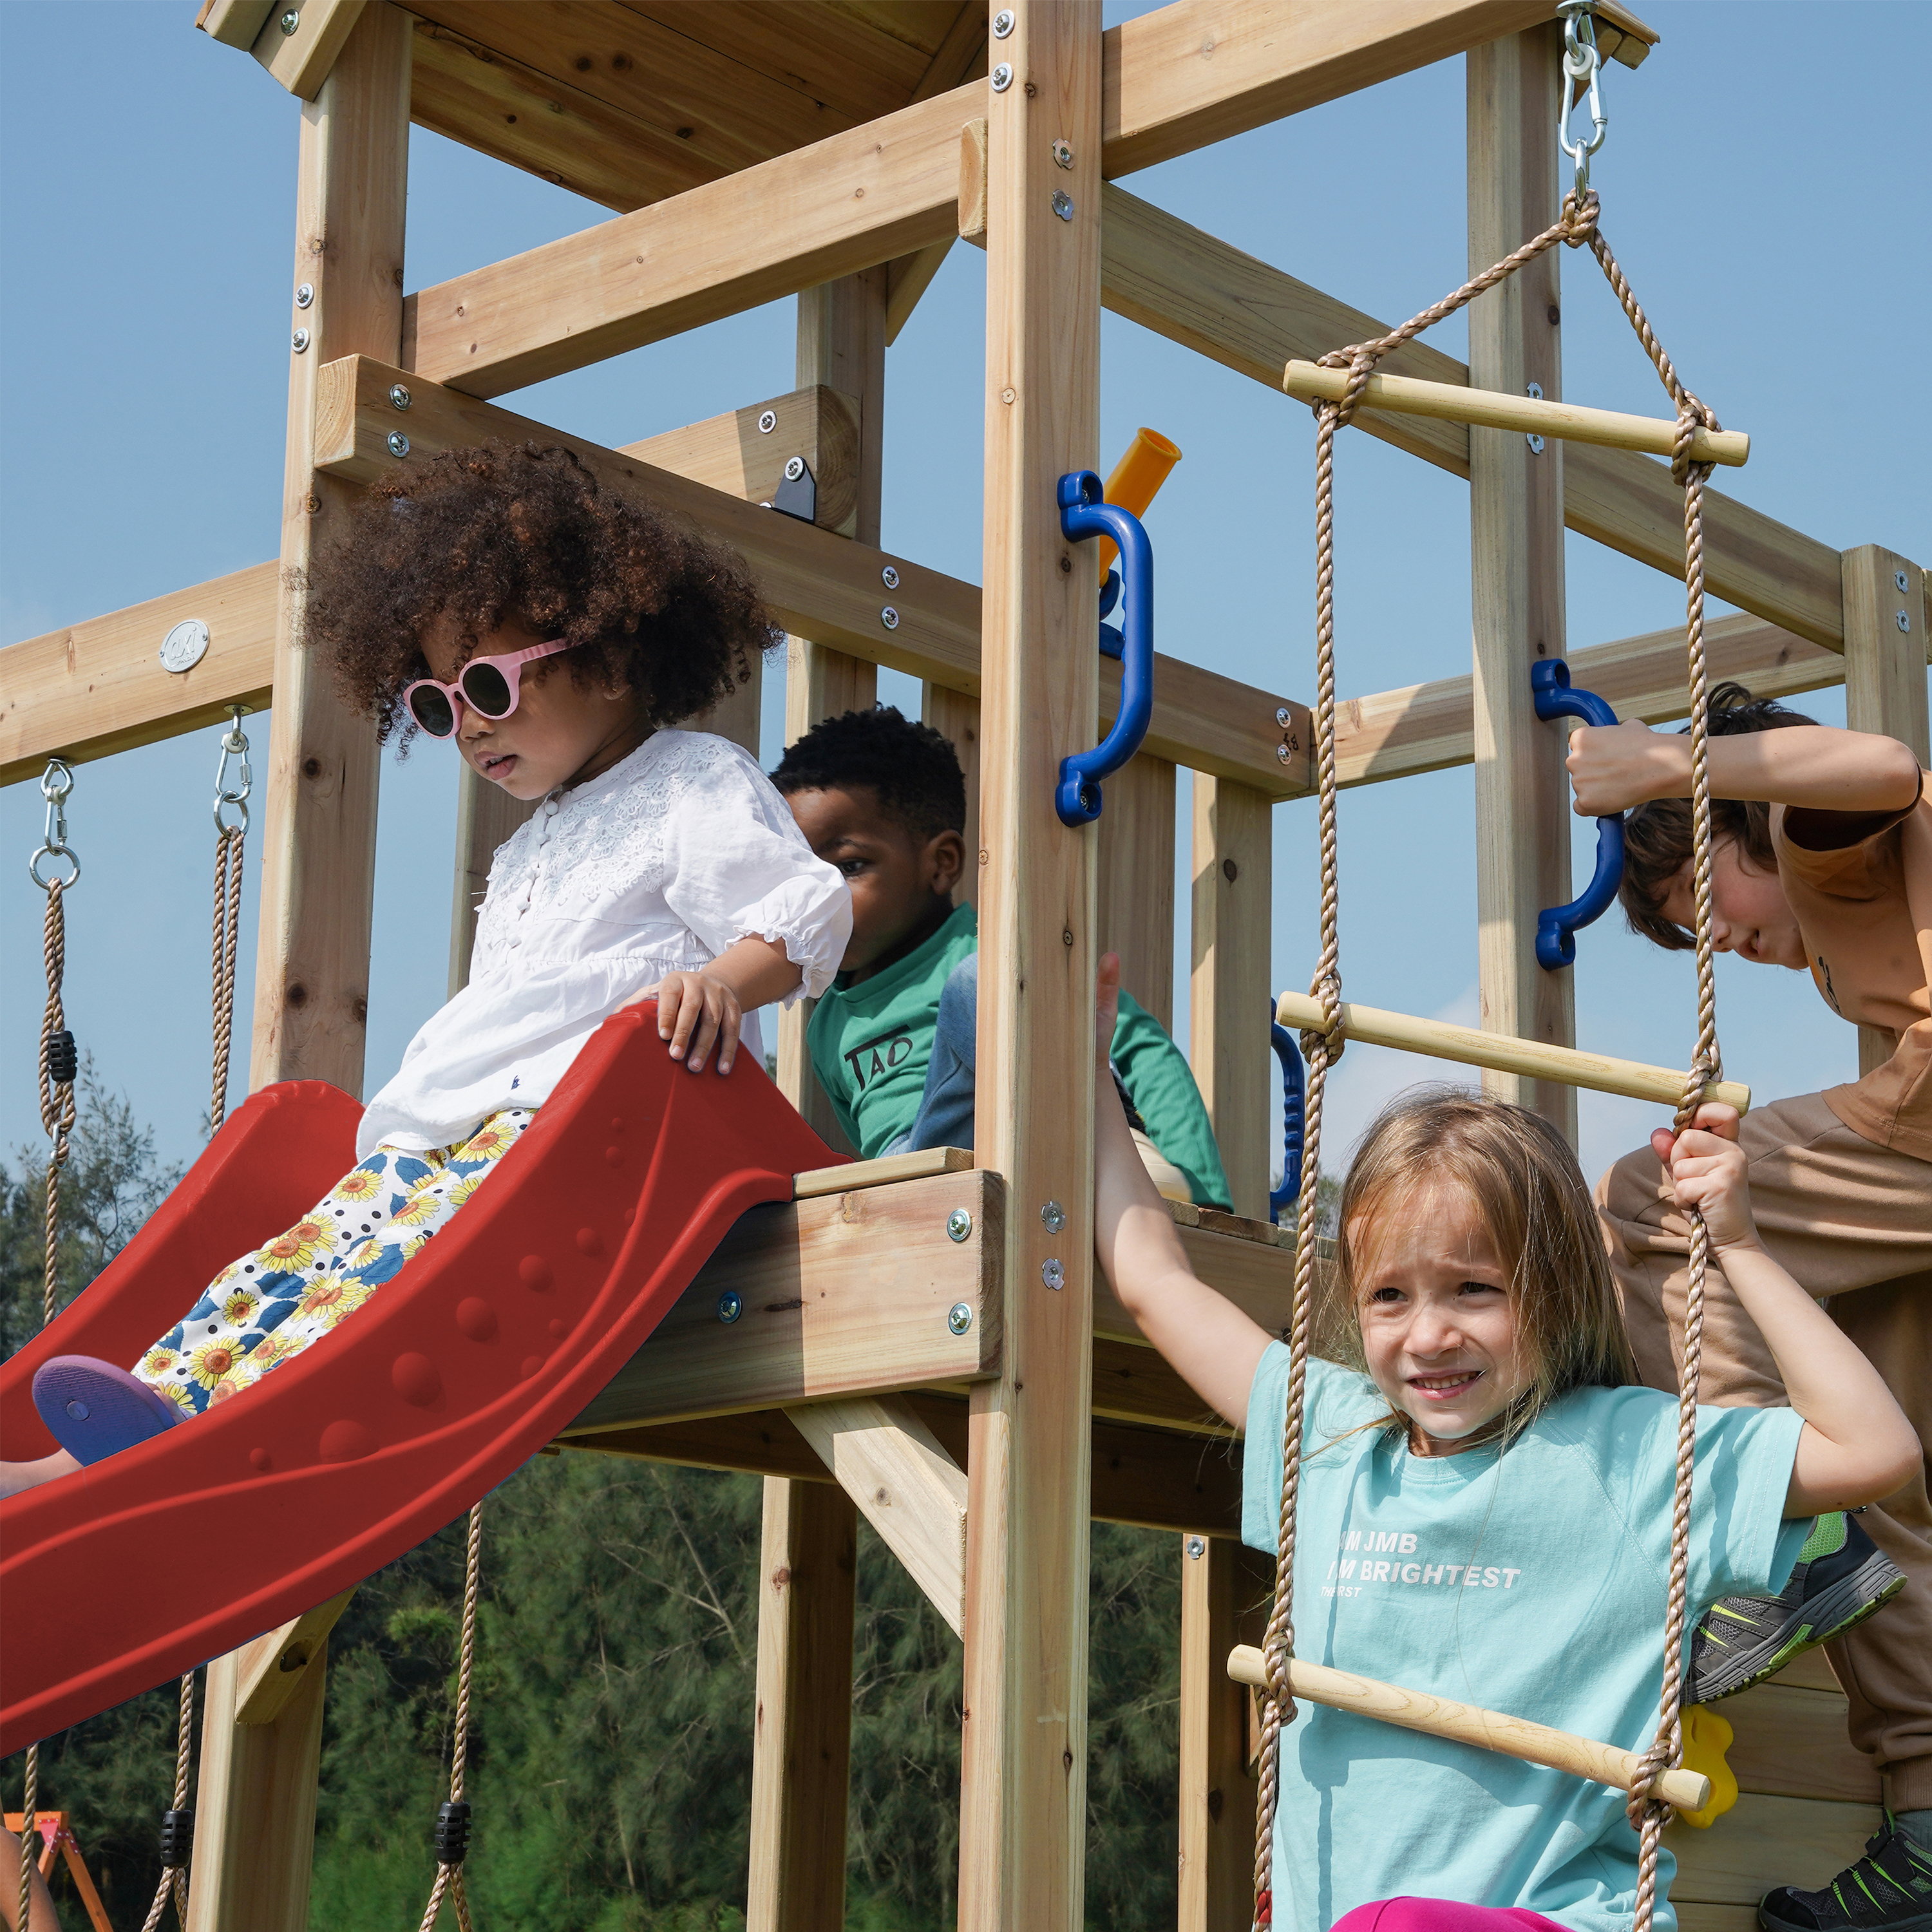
[806, 902, 1231, 1209]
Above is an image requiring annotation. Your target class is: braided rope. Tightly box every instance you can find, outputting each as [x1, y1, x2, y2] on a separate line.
[210, 828, 245, 1135]
[138, 1674, 196, 1932]
[1252, 189, 1720, 1932]
[417, 1503, 484, 1932]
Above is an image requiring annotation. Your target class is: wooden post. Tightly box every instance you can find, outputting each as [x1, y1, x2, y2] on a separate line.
[744, 1477, 859, 1932]
[959, 6, 1102, 1927]
[1177, 1536, 1271, 1932]
[1466, 24, 1575, 1142]
[193, 12, 411, 1927]
[1841, 545, 1929, 1075]
[1189, 776, 1272, 1218]
[747, 269, 886, 1931]
[1097, 753, 1177, 1028]
[924, 686, 983, 913]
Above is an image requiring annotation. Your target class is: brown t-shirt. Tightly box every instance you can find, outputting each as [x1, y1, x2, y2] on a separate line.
[1775, 766, 1932, 1161]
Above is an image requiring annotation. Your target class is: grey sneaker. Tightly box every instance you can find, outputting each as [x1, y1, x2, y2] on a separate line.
[1689, 1511, 1904, 1705]
[1758, 1812, 1932, 1929]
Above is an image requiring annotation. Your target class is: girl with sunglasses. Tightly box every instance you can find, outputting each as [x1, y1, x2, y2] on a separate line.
[14, 442, 852, 1483]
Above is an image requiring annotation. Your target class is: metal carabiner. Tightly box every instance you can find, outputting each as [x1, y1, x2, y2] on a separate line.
[213, 706, 253, 837]
[1557, 3, 1608, 194]
[29, 758, 80, 890]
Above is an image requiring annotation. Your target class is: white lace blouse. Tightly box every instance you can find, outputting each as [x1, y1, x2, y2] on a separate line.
[357, 730, 851, 1159]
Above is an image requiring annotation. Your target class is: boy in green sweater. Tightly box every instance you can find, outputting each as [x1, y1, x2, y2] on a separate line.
[772, 707, 1231, 1209]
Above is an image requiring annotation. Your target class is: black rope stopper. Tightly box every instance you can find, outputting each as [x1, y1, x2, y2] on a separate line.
[158, 1808, 194, 1866]
[433, 1801, 472, 1867]
[44, 1030, 77, 1085]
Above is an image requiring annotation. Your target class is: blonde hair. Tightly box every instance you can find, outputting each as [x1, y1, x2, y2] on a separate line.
[1318, 1085, 1636, 1447]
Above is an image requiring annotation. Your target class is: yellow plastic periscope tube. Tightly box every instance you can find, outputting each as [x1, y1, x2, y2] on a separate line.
[1097, 427, 1182, 583]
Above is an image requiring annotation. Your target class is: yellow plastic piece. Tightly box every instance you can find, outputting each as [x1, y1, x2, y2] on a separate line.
[1674, 1704, 1738, 1828]
[1096, 427, 1182, 583]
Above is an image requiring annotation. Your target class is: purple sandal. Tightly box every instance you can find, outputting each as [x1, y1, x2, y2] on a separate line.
[32, 1356, 183, 1466]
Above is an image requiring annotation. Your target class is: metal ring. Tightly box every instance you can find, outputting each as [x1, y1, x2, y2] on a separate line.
[214, 800, 251, 836]
[30, 845, 80, 890]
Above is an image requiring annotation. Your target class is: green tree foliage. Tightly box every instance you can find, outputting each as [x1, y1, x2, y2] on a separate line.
[6, 1083, 1188, 1931]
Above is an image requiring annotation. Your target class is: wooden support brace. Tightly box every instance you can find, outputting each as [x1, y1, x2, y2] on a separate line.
[787, 1396, 971, 1637]
[793, 1146, 973, 1199]
[1224, 1647, 1709, 1812]
[232, 1589, 355, 1726]
[1275, 989, 1752, 1113]
[251, 0, 367, 101]
[1283, 361, 1748, 467]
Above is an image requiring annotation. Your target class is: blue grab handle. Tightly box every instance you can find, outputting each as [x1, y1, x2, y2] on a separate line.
[1056, 472, 1154, 825]
[1269, 1009, 1306, 1226]
[1531, 658, 1625, 970]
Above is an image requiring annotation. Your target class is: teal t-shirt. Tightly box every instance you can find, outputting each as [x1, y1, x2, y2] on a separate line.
[1241, 1345, 1808, 1932]
[805, 901, 1231, 1208]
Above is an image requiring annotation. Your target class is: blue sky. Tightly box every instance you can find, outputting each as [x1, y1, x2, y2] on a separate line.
[3, 0, 1926, 1189]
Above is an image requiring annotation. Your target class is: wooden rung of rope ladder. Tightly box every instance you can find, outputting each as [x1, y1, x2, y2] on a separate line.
[1282, 362, 1750, 469]
[1223, 1649, 1710, 1813]
[1274, 991, 1752, 1115]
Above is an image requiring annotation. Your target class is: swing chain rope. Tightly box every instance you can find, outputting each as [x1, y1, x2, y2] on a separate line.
[1253, 189, 1721, 1932]
[23, 761, 81, 1932]
[210, 709, 251, 1135]
[417, 1502, 484, 1932]
[137, 1670, 196, 1932]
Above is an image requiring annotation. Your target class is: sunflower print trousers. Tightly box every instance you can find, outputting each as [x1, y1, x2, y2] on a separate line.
[130, 1110, 534, 1417]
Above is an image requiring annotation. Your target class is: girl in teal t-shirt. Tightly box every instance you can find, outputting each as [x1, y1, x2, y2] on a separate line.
[1089, 958, 1917, 1932]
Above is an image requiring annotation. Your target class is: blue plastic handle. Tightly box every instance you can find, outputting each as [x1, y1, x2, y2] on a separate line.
[1269, 1009, 1306, 1226]
[1056, 471, 1154, 825]
[1531, 658, 1625, 970]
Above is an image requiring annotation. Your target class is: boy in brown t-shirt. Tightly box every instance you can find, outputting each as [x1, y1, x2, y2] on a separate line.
[1571, 684, 1932, 1929]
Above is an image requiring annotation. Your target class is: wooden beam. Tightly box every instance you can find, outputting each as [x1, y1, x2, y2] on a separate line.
[744, 1475, 857, 1932]
[562, 1169, 1003, 1436]
[0, 564, 276, 789]
[1190, 778, 1274, 1218]
[960, 6, 1102, 1922]
[1663, 1794, 1880, 1906]
[251, 0, 367, 101]
[1100, 0, 1651, 181]
[1329, 612, 1852, 789]
[794, 1147, 972, 1199]
[197, 0, 274, 51]
[925, 686, 985, 913]
[787, 1396, 970, 1637]
[1468, 23, 1575, 1139]
[314, 354, 1312, 799]
[1841, 545, 1929, 1076]
[1718, 1681, 1880, 1806]
[1097, 184, 1846, 650]
[232, 1590, 354, 1727]
[1097, 754, 1178, 1029]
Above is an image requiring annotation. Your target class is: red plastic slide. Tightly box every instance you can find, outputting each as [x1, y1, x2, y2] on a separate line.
[1, 1003, 837, 1754]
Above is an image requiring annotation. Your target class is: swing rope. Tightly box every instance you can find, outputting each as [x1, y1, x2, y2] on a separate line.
[22, 761, 82, 1932]
[418, 1502, 485, 1932]
[1251, 189, 1723, 1932]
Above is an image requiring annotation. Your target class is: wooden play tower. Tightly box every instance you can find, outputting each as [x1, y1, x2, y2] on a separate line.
[4, 1, 1926, 1926]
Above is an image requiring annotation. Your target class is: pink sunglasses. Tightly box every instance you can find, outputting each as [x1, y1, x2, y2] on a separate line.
[403, 636, 578, 738]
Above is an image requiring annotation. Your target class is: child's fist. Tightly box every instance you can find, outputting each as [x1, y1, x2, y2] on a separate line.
[1651, 1103, 1759, 1251]
[1566, 718, 1685, 817]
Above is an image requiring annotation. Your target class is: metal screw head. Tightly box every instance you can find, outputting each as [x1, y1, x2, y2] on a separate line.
[290, 327, 311, 353]
[1051, 189, 1075, 221]
[279, 8, 299, 33]
[992, 8, 1016, 37]
[1052, 139, 1074, 169]
[880, 605, 900, 630]
[386, 431, 410, 458]
[948, 1302, 974, 1334]
[1275, 706, 1293, 728]
[757, 409, 777, 434]
[1186, 1535, 1207, 1560]
[717, 1289, 743, 1324]
[990, 62, 1014, 91]
[294, 283, 314, 308]
[1040, 1200, 1065, 1233]
[946, 1207, 973, 1242]
[1895, 569, 1909, 592]
[1526, 381, 1544, 400]
[388, 383, 412, 410]
[1899, 610, 1913, 634]
[880, 565, 900, 590]
[1041, 1258, 1065, 1291]
[783, 455, 805, 482]
[1526, 433, 1545, 455]
[1276, 743, 1293, 764]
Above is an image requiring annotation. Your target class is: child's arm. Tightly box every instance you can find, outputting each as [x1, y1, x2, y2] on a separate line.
[1660, 1106, 1920, 1515]
[1567, 720, 1923, 820]
[1093, 954, 1272, 1429]
[632, 936, 800, 1076]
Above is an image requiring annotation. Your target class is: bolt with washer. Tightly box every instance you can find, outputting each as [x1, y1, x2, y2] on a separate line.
[992, 8, 1016, 37]
[1897, 570, 1912, 592]
[784, 455, 805, 482]
[291, 328, 311, 353]
[1041, 1258, 1065, 1291]
[294, 283, 314, 308]
[1186, 1536, 1207, 1560]
[757, 409, 777, 434]
[279, 8, 300, 33]
[1040, 1200, 1065, 1233]
[991, 62, 1014, 91]
[947, 1208, 973, 1242]
[1276, 706, 1293, 728]
[880, 606, 900, 630]
[948, 1302, 974, 1335]
[1052, 190, 1075, 221]
[1899, 611, 1913, 634]
[387, 432, 410, 458]
[388, 383, 412, 410]
[881, 565, 900, 590]
[717, 1289, 743, 1324]
[1052, 139, 1074, 169]
[1276, 744, 1293, 764]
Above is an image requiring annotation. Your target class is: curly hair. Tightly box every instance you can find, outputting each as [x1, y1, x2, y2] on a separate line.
[770, 705, 966, 839]
[1618, 682, 1819, 951]
[304, 440, 777, 743]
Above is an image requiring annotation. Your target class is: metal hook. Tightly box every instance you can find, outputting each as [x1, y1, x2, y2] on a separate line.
[29, 758, 80, 890]
[214, 705, 253, 837]
[1556, 3, 1607, 195]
